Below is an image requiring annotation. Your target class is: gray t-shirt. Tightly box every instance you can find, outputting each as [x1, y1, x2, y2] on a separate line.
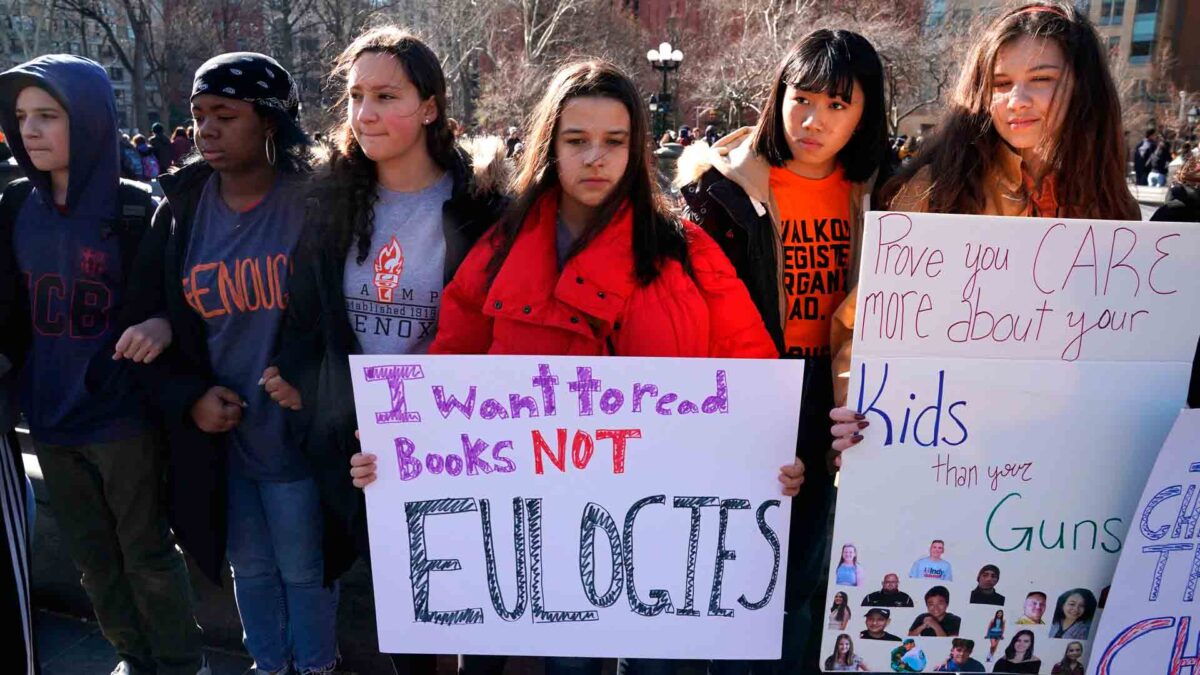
[343, 174, 451, 355]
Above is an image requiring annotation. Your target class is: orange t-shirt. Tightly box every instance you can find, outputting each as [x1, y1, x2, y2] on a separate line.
[769, 165, 853, 358]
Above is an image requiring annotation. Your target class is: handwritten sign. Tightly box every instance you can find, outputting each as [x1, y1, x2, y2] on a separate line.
[821, 213, 1200, 674]
[1088, 410, 1200, 675]
[351, 355, 803, 658]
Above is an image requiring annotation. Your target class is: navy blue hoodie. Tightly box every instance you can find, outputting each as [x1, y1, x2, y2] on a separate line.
[0, 55, 146, 444]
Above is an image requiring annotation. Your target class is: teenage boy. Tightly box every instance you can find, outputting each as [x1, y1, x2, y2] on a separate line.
[0, 55, 205, 675]
[934, 639, 985, 672]
[890, 639, 927, 673]
[969, 564, 1005, 605]
[860, 607, 902, 641]
[909, 586, 961, 637]
[909, 539, 953, 580]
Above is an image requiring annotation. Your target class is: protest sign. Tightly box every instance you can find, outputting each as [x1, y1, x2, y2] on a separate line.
[1089, 409, 1200, 675]
[821, 212, 1200, 673]
[351, 355, 803, 658]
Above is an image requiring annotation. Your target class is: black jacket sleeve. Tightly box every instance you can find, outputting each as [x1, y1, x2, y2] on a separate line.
[0, 181, 32, 371]
[123, 201, 211, 424]
[681, 169, 747, 275]
[272, 217, 326, 416]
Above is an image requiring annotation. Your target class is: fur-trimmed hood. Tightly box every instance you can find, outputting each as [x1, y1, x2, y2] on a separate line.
[674, 127, 773, 216]
[456, 134, 510, 198]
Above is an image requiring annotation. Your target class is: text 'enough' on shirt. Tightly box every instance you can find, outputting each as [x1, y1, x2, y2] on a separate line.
[767, 164, 852, 358]
[182, 173, 308, 481]
[343, 173, 451, 356]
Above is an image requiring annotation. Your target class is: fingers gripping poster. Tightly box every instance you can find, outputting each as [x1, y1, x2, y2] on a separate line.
[821, 212, 1200, 673]
[351, 356, 804, 658]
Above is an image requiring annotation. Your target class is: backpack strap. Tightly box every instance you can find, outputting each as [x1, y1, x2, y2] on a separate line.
[111, 179, 156, 285]
[0, 178, 34, 236]
[0, 179, 34, 369]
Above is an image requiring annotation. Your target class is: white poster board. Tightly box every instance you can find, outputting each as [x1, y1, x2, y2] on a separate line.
[820, 212, 1200, 674]
[351, 355, 803, 658]
[1088, 409, 1200, 675]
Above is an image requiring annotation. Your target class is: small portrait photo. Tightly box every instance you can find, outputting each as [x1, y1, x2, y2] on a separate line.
[983, 609, 1005, 663]
[1049, 588, 1097, 640]
[824, 633, 871, 672]
[909, 585, 960, 637]
[1015, 591, 1047, 625]
[836, 542, 864, 587]
[933, 637, 985, 672]
[890, 638, 928, 673]
[994, 629, 1042, 673]
[1051, 641, 1085, 675]
[862, 572, 915, 608]
[969, 564, 1005, 606]
[829, 591, 852, 631]
[860, 607, 902, 642]
[909, 539, 953, 581]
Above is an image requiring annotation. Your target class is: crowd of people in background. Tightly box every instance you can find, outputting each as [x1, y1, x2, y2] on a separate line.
[115, 122, 195, 181]
[1134, 127, 1200, 187]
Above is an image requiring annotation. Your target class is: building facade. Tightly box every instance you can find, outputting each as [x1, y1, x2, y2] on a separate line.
[899, 0, 1200, 140]
[3, 4, 163, 132]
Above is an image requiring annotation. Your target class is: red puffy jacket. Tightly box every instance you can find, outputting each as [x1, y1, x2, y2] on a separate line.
[431, 191, 777, 358]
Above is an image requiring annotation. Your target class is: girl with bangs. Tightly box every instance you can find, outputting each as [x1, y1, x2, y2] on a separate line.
[675, 28, 890, 672]
[828, 3, 1140, 467]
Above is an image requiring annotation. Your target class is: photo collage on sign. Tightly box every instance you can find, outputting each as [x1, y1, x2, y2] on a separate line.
[821, 540, 1102, 673]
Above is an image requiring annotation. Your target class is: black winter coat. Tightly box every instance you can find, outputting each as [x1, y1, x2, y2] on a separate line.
[1150, 149, 1172, 174]
[680, 165, 846, 611]
[271, 141, 508, 561]
[1150, 183, 1200, 408]
[119, 162, 355, 586]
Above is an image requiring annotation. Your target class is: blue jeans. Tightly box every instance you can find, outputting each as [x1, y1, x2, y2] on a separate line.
[1149, 171, 1167, 187]
[227, 474, 338, 672]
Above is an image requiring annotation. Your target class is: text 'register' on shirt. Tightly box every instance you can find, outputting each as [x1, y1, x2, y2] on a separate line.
[768, 164, 852, 358]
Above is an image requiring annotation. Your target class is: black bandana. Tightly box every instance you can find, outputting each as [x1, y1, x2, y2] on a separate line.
[191, 52, 299, 119]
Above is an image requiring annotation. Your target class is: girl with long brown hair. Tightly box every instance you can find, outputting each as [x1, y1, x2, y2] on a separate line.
[883, 1, 1138, 219]
[434, 57, 800, 675]
[828, 1, 1140, 458]
[265, 24, 509, 674]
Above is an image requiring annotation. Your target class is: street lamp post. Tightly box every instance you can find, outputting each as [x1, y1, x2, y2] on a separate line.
[646, 41, 683, 141]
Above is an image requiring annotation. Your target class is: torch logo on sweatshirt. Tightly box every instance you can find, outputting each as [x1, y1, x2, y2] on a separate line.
[373, 237, 404, 302]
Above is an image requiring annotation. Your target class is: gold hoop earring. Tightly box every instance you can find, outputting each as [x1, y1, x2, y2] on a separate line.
[265, 134, 277, 166]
